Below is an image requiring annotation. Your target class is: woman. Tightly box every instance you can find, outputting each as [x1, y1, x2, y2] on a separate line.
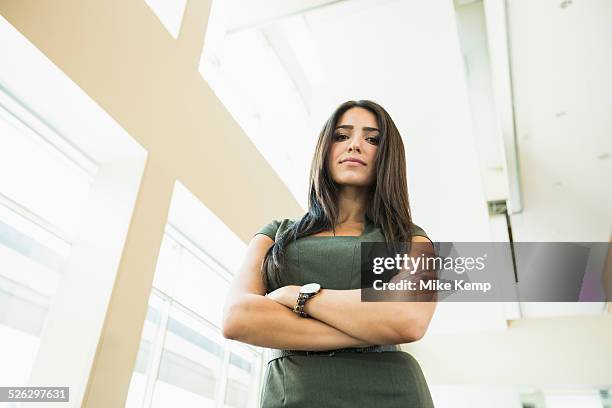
[222, 100, 437, 407]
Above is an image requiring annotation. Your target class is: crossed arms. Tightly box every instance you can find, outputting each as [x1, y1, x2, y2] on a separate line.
[221, 234, 437, 350]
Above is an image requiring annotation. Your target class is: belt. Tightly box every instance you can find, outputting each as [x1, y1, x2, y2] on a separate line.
[265, 344, 401, 364]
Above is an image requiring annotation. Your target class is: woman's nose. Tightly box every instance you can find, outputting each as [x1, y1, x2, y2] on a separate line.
[348, 136, 362, 153]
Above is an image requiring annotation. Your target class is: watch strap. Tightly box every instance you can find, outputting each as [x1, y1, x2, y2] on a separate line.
[293, 293, 310, 317]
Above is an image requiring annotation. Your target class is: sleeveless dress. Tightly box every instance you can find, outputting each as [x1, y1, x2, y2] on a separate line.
[255, 216, 435, 408]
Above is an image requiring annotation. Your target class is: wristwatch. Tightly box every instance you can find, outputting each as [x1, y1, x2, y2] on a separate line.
[293, 283, 321, 317]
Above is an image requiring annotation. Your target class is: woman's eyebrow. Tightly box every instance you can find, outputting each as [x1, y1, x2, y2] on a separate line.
[335, 125, 380, 132]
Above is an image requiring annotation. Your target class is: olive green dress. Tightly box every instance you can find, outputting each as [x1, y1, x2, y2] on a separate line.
[255, 216, 435, 408]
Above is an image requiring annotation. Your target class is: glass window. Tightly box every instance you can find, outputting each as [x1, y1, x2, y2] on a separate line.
[127, 182, 264, 408]
[152, 306, 223, 407]
[152, 230, 231, 328]
[174, 242, 230, 328]
[0, 90, 95, 387]
[0, 104, 94, 241]
[224, 342, 262, 408]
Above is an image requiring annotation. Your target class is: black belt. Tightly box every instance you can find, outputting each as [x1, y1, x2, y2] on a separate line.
[265, 344, 401, 363]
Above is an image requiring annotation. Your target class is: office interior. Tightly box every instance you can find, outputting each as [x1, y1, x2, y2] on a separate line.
[0, 0, 611, 407]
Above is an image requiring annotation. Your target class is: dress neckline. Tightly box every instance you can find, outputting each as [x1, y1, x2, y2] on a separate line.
[302, 216, 374, 239]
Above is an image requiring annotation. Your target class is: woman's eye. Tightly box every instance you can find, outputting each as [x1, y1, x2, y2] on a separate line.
[367, 137, 380, 145]
[334, 133, 349, 141]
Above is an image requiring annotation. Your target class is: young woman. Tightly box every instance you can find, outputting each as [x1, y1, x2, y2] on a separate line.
[222, 100, 437, 407]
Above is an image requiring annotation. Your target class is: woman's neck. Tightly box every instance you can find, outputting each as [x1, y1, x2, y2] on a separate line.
[335, 186, 370, 225]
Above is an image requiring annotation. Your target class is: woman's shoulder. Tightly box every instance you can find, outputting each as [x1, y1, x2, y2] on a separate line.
[409, 222, 429, 238]
[408, 222, 439, 256]
[254, 217, 299, 241]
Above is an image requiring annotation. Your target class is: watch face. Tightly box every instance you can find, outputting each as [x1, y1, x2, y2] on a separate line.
[300, 283, 321, 294]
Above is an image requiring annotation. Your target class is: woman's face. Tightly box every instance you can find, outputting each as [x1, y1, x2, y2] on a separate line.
[327, 107, 380, 187]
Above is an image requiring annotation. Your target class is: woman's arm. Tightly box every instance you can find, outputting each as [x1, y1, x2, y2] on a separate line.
[268, 236, 438, 345]
[224, 293, 375, 350]
[222, 234, 375, 350]
[274, 288, 436, 345]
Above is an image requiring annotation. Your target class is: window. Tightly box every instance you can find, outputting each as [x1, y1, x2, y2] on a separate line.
[224, 342, 261, 407]
[127, 182, 263, 408]
[153, 297, 224, 407]
[0, 87, 96, 386]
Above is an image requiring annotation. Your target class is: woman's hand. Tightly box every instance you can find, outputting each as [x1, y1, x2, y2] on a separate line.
[266, 285, 300, 309]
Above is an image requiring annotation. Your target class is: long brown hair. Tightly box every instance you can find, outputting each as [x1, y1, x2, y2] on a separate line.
[262, 100, 416, 291]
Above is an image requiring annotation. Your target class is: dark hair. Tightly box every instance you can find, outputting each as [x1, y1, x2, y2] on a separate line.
[262, 100, 416, 291]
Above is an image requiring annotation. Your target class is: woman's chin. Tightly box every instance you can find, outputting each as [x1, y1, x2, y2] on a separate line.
[334, 178, 373, 188]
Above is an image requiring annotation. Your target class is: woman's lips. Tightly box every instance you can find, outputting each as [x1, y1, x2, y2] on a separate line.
[342, 160, 366, 166]
[341, 157, 366, 166]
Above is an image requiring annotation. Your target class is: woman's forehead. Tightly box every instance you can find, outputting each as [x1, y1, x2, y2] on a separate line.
[336, 107, 378, 128]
